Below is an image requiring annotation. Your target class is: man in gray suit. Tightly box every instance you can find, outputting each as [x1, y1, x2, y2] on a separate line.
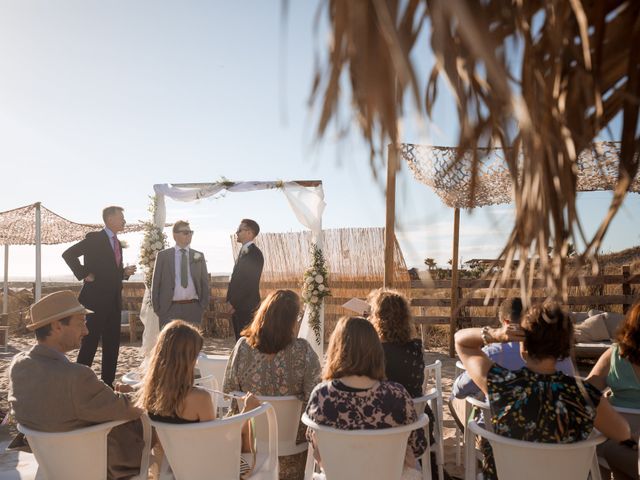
[151, 220, 210, 328]
[8, 290, 144, 479]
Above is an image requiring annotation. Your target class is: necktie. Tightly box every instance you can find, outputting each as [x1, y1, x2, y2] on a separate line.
[113, 236, 121, 266]
[180, 249, 188, 288]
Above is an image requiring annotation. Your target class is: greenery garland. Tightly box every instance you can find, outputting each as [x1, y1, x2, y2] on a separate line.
[302, 243, 330, 345]
[139, 196, 168, 292]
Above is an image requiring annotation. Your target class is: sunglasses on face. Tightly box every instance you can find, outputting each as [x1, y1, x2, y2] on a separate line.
[177, 230, 194, 235]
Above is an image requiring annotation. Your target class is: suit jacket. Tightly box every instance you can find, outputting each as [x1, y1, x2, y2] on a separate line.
[8, 344, 140, 432]
[151, 247, 210, 317]
[226, 243, 264, 313]
[9, 345, 144, 479]
[62, 230, 127, 311]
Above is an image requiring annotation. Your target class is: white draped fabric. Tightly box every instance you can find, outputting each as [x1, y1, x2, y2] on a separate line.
[139, 181, 326, 360]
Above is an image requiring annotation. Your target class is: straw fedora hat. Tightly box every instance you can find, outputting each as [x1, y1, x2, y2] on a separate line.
[27, 290, 93, 331]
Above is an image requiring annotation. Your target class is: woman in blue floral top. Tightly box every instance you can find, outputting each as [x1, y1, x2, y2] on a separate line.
[455, 302, 631, 479]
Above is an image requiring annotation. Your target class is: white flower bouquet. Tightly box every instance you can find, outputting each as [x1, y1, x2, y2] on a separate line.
[139, 196, 168, 291]
[302, 243, 330, 345]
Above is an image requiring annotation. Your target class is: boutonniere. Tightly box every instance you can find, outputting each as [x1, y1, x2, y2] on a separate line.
[119, 240, 129, 249]
[193, 252, 203, 263]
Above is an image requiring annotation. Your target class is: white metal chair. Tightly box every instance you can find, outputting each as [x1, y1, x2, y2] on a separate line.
[17, 416, 152, 480]
[464, 420, 605, 480]
[414, 360, 444, 480]
[302, 412, 429, 480]
[254, 395, 307, 456]
[150, 402, 278, 480]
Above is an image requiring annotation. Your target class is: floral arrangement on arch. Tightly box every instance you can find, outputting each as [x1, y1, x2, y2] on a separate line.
[139, 196, 168, 290]
[302, 243, 330, 346]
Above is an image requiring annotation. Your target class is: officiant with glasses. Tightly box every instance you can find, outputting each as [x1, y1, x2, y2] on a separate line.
[226, 219, 264, 340]
[151, 220, 210, 328]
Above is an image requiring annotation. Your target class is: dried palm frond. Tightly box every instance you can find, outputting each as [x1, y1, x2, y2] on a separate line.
[311, 0, 640, 301]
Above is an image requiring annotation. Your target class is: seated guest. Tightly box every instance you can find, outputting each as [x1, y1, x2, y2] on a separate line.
[305, 316, 427, 480]
[368, 288, 425, 397]
[137, 320, 258, 452]
[456, 302, 631, 480]
[368, 288, 443, 478]
[586, 302, 640, 480]
[223, 289, 321, 479]
[8, 291, 144, 480]
[450, 298, 575, 429]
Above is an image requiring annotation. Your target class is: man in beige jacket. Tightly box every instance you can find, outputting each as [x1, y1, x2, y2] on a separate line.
[8, 290, 144, 479]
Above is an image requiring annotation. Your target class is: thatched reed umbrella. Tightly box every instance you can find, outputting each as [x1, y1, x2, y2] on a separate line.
[311, 0, 640, 302]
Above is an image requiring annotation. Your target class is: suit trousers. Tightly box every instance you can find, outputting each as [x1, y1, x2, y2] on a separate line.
[232, 310, 255, 340]
[77, 300, 121, 387]
[159, 302, 204, 329]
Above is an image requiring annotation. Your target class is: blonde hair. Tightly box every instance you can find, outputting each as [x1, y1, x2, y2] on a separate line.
[136, 320, 203, 416]
[367, 288, 415, 343]
[323, 316, 385, 381]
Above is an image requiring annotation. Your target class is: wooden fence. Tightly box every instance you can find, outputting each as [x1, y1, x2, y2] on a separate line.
[29, 265, 640, 350]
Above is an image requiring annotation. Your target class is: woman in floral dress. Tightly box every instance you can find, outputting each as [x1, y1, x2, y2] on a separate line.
[223, 289, 321, 479]
[305, 316, 427, 479]
[455, 302, 631, 479]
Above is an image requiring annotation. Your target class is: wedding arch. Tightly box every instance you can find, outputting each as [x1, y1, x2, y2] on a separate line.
[139, 180, 326, 360]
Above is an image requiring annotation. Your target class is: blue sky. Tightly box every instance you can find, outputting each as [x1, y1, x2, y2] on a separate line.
[1, 1, 638, 280]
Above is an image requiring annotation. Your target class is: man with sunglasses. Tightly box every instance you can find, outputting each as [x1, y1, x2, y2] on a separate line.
[226, 219, 264, 339]
[151, 220, 210, 328]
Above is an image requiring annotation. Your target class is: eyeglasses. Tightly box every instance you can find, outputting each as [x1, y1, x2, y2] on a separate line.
[235, 228, 248, 234]
[176, 230, 194, 235]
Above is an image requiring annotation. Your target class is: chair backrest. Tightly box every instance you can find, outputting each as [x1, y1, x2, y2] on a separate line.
[465, 420, 605, 480]
[196, 354, 230, 410]
[150, 402, 278, 480]
[196, 354, 228, 386]
[255, 395, 307, 456]
[18, 419, 129, 480]
[302, 412, 428, 480]
[424, 360, 442, 397]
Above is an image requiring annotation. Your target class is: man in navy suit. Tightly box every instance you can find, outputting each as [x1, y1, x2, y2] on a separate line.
[62, 206, 136, 387]
[226, 219, 264, 339]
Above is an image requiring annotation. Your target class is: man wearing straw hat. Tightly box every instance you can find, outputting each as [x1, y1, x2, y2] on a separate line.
[8, 290, 144, 479]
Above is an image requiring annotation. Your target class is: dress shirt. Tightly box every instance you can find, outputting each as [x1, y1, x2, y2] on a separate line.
[239, 240, 254, 257]
[104, 227, 117, 252]
[173, 245, 198, 301]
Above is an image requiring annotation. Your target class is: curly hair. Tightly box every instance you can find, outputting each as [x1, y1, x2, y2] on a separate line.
[521, 302, 573, 361]
[136, 320, 203, 417]
[367, 288, 416, 344]
[616, 303, 640, 365]
[242, 289, 300, 354]
[323, 316, 386, 381]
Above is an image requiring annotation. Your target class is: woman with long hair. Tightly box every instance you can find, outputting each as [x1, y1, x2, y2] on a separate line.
[223, 289, 321, 479]
[456, 302, 631, 479]
[305, 316, 427, 479]
[137, 320, 258, 451]
[368, 288, 424, 397]
[586, 303, 640, 480]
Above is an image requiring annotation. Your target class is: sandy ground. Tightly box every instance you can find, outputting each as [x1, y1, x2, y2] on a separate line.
[0, 333, 465, 479]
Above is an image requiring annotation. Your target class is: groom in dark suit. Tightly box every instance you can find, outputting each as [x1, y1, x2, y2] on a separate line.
[226, 219, 264, 339]
[62, 206, 136, 388]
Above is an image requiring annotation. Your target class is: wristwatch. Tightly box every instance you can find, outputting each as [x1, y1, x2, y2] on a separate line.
[481, 326, 492, 345]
